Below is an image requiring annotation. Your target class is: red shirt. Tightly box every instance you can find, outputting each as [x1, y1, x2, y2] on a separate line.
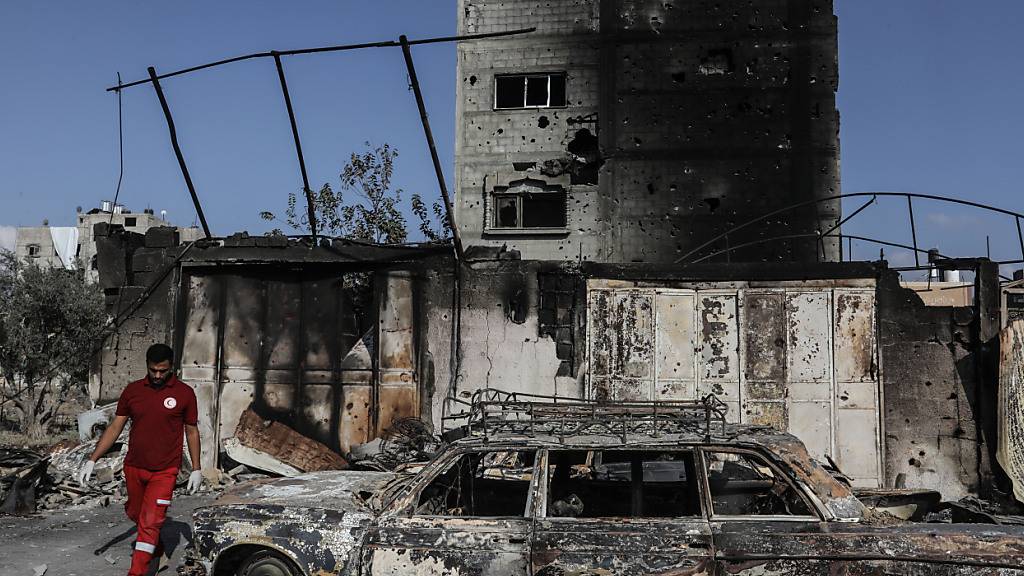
[116, 375, 198, 471]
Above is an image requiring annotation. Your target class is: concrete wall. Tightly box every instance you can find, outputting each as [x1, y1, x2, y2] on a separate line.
[456, 0, 841, 263]
[877, 267, 1000, 499]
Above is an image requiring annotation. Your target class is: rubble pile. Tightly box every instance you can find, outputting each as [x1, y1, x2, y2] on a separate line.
[349, 417, 440, 471]
[42, 439, 128, 509]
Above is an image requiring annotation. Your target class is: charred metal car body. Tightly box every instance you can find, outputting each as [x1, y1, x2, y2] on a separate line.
[186, 394, 1024, 575]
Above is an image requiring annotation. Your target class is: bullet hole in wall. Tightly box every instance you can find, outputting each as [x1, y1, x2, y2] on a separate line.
[538, 116, 550, 128]
[469, 75, 477, 85]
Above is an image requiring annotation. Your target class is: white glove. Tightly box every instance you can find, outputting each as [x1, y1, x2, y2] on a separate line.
[187, 470, 203, 494]
[76, 460, 96, 487]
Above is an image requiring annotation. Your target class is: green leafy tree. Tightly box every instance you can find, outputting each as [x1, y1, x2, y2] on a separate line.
[261, 142, 450, 243]
[0, 252, 107, 438]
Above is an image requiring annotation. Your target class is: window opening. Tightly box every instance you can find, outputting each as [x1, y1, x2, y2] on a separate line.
[491, 180, 567, 230]
[546, 450, 701, 518]
[495, 73, 567, 109]
[124, 217, 137, 227]
[26, 244, 41, 257]
[703, 450, 814, 517]
[414, 450, 536, 517]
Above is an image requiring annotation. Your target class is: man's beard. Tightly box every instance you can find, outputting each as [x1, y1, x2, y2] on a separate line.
[148, 374, 168, 388]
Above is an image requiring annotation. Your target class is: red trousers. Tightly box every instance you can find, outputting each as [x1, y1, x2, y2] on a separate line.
[124, 465, 177, 576]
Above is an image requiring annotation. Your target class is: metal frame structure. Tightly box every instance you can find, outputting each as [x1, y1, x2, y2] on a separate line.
[449, 389, 729, 443]
[674, 192, 1024, 275]
[110, 28, 536, 254]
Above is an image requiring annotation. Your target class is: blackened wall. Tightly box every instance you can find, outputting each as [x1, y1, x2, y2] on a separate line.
[456, 0, 841, 263]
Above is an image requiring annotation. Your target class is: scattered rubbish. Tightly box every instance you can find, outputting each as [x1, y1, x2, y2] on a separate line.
[103, 553, 116, 565]
[350, 417, 440, 471]
[32, 564, 47, 576]
[1, 450, 50, 515]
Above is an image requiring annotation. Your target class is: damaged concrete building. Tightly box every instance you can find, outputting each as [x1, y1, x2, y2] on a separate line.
[455, 0, 841, 262]
[87, 0, 1015, 507]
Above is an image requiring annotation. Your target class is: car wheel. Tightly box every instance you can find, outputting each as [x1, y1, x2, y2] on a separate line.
[236, 550, 300, 576]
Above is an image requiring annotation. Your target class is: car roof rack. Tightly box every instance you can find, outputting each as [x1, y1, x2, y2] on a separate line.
[446, 389, 729, 443]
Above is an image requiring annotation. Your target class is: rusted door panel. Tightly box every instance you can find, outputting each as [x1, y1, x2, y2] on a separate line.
[788, 401, 832, 461]
[178, 273, 222, 473]
[587, 290, 655, 400]
[833, 289, 881, 487]
[742, 292, 786, 382]
[218, 275, 262, 443]
[699, 295, 739, 382]
[613, 291, 655, 380]
[834, 291, 876, 383]
[655, 292, 696, 400]
[785, 292, 831, 383]
[835, 408, 880, 487]
[177, 268, 408, 468]
[586, 284, 882, 487]
[588, 290, 612, 378]
[698, 294, 741, 421]
[532, 518, 714, 576]
[362, 517, 531, 575]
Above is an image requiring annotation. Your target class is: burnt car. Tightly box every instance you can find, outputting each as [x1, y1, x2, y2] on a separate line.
[183, 393, 1024, 575]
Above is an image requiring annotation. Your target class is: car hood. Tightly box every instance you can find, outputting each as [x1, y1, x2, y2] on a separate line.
[214, 470, 396, 513]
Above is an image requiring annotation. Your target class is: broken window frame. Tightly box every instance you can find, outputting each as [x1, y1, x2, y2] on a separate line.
[401, 447, 542, 519]
[537, 448, 706, 520]
[26, 243, 41, 258]
[493, 73, 567, 110]
[698, 447, 822, 522]
[491, 189, 568, 230]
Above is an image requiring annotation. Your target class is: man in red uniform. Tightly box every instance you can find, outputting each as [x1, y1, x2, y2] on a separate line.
[76, 343, 203, 575]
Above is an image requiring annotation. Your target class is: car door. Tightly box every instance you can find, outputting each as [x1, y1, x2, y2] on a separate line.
[701, 447, 838, 573]
[360, 447, 536, 575]
[531, 447, 715, 576]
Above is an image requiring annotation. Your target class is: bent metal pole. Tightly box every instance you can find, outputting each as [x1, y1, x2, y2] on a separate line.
[146, 66, 212, 239]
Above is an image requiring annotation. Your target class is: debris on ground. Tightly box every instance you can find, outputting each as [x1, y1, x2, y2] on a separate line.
[227, 408, 348, 477]
[349, 417, 440, 471]
[0, 449, 50, 514]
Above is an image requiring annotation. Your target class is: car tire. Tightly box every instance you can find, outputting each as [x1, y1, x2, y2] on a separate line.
[236, 550, 300, 576]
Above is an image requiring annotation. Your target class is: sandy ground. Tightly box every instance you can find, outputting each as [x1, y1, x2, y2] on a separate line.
[0, 492, 214, 576]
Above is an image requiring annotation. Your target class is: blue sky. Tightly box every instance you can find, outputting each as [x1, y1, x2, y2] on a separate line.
[1, 1, 1021, 275]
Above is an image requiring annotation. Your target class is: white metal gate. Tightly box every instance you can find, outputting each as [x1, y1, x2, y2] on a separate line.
[587, 285, 882, 487]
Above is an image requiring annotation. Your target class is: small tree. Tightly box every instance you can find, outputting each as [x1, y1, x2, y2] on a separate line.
[261, 142, 450, 243]
[0, 251, 107, 438]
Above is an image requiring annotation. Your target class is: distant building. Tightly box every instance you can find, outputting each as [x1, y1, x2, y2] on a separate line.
[7, 201, 201, 280]
[13, 224, 78, 269]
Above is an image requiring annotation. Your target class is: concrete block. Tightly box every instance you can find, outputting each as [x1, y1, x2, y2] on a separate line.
[144, 226, 179, 248]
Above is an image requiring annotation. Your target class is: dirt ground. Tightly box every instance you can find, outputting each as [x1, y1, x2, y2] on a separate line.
[0, 492, 214, 576]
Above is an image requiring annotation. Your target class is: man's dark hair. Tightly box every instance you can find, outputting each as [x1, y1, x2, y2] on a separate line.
[146, 343, 174, 365]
